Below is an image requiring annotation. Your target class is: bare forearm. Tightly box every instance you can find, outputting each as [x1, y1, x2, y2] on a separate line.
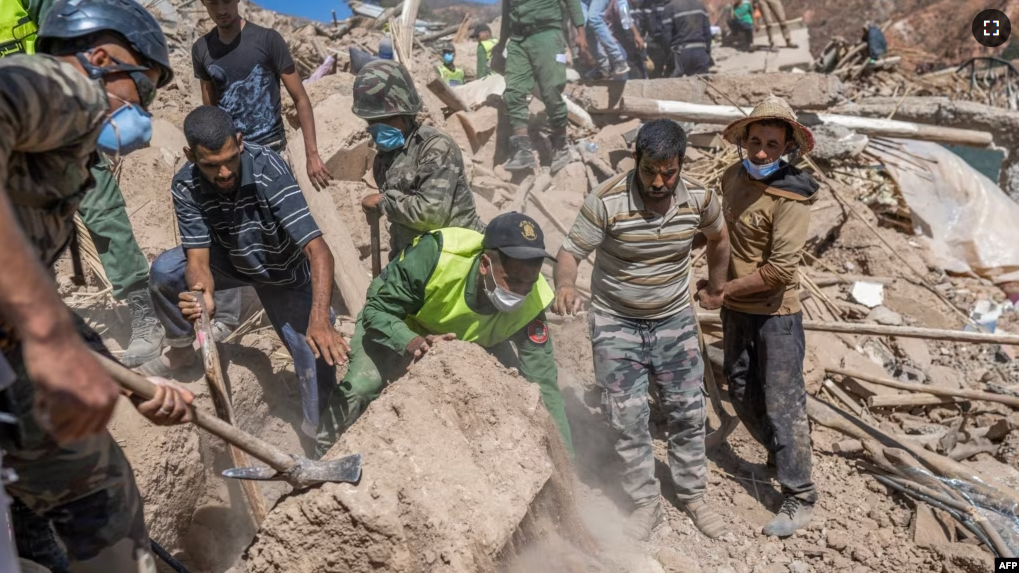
[296, 97, 319, 157]
[306, 239, 334, 323]
[705, 235, 730, 293]
[0, 193, 74, 342]
[725, 269, 770, 298]
[184, 251, 214, 294]
[554, 248, 580, 288]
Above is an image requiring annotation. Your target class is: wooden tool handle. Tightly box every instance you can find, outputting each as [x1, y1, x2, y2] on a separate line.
[94, 352, 296, 473]
[369, 214, 382, 279]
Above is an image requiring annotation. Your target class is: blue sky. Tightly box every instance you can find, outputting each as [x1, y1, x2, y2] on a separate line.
[253, 0, 497, 23]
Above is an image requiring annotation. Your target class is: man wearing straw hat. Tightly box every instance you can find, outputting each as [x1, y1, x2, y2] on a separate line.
[718, 95, 819, 536]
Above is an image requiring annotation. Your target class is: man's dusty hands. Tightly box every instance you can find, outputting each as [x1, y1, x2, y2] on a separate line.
[361, 193, 384, 215]
[695, 279, 725, 311]
[179, 282, 214, 323]
[306, 316, 350, 366]
[134, 377, 195, 426]
[575, 27, 594, 65]
[307, 153, 333, 191]
[552, 285, 583, 316]
[24, 333, 120, 445]
[405, 333, 457, 360]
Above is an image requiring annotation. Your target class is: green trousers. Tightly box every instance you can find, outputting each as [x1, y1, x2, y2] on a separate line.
[76, 160, 150, 300]
[316, 315, 575, 458]
[503, 28, 569, 132]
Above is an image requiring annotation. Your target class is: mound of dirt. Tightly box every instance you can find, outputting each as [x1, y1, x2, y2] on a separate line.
[244, 340, 583, 573]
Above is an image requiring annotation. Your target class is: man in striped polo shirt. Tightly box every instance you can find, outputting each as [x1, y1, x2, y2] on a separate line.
[141, 106, 349, 437]
[553, 119, 730, 540]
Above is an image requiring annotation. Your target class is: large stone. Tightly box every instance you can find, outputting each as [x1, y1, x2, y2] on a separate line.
[911, 505, 950, 548]
[244, 342, 584, 573]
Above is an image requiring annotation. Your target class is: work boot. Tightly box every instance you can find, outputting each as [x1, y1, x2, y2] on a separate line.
[681, 498, 727, 539]
[502, 135, 538, 171]
[624, 498, 663, 541]
[763, 496, 814, 537]
[611, 62, 631, 77]
[550, 130, 573, 175]
[122, 289, 165, 368]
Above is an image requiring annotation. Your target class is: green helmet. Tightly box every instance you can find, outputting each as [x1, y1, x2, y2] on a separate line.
[351, 60, 423, 120]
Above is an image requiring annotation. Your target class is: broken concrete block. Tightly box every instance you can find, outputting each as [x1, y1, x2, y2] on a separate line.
[245, 342, 583, 573]
[927, 365, 964, 389]
[893, 337, 933, 369]
[866, 306, 904, 326]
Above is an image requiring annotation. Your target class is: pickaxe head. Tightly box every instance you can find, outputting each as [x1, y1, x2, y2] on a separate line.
[222, 453, 362, 489]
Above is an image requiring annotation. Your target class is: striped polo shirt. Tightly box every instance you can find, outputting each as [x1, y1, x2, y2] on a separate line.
[172, 143, 322, 287]
[561, 170, 724, 320]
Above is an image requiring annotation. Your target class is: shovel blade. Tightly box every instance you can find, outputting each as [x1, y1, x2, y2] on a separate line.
[222, 453, 363, 488]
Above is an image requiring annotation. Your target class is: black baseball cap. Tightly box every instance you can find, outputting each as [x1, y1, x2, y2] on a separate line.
[482, 212, 555, 261]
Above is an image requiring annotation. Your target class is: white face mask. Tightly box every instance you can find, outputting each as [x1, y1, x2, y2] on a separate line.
[483, 258, 527, 312]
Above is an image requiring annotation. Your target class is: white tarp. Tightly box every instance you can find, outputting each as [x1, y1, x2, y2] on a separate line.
[870, 139, 1019, 285]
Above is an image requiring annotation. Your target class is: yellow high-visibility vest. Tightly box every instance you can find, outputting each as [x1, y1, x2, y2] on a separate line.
[0, 0, 37, 57]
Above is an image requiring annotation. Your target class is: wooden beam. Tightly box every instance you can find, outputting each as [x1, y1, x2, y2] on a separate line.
[829, 367, 1019, 408]
[428, 76, 470, 112]
[397, 0, 421, 67]
[417, 23, 460, 43]
[607, 99, 994, 147]
[696, 313, 1019, 345]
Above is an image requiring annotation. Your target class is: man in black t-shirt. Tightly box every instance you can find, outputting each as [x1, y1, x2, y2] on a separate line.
[193, 0, 332, 190]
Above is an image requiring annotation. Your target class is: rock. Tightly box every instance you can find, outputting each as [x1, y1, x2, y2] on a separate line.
[551, 161, 591, 209]
[893, 337, 933, 369]
[733, 492, 759, 511]
[927, 365, 964, 390]
[788, 561, 810, 573]
[866, 306, 904, 326]
[826, 531, 851, 551]
[656, 547, 700, 573]
[852, 546, 874, 562]
[758, 564, 789, 573]
[810, 124, 869, 160]
[932, 542, 994, 573]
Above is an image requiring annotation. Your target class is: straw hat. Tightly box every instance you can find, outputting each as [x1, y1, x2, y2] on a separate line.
[721, 95, 814, 156]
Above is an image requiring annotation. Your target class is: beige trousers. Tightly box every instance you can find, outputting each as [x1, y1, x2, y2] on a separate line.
[757, 0, 792, 45]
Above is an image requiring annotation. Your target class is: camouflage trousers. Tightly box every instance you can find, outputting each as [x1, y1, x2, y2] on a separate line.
[0, 313, 154, 572]
[589, 306, 707, 505]
[721, 308, 817, 504]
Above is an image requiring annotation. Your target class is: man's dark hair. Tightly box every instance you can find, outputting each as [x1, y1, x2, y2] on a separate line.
[748, 118, 794, 144]
[634, 119, 687, 163]
[184, 106, 238, 152]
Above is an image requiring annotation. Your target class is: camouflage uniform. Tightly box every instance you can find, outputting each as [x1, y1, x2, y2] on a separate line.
[353, 60, 485, 258]
[373, 124, 485, 257]
[0, 55, 154, 570]
[589, 306, 706, 504]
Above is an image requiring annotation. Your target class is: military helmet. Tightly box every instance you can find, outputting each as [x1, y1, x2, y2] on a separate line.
[440, 42, 455, 54]
[351, 59, 423, 120]
[37, 0, 173, 88]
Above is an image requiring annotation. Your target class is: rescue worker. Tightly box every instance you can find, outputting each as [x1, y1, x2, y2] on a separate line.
[583, 0, 630, 77]
[757, 0, 797, 49]
[719, 96, 818, 536]
[354, 60, 485, 260]
[631, 0, 670, 77]
[662, 0, 712, 76]
[0, 0, 171, 368]
[141, 106, 348, 442]
[437, 42, 464, 86]
[471, 23, 498, 78]
[0, 0, 197, 570]
[497, 0, 591, 174]
[728, 0, 755, 52]
[553, 119, 730, 540]
[317, 213, 572, 458]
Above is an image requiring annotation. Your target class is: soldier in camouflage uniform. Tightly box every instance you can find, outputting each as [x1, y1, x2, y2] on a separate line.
[354, 60, 485, 260]
[0, 1, 195, 570]
[553, 120, 731, 540]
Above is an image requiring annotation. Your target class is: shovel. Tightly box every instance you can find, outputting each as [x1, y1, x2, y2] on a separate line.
[368, 211, 382, 279]
[94, 352, 363, 489]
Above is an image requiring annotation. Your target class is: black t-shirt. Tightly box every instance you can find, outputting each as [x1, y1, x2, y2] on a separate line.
[191, 22, 295, 145]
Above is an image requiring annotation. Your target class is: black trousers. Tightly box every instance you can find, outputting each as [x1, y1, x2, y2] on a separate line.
[669, 46, 711, 77]
[722, 308, 817, 503]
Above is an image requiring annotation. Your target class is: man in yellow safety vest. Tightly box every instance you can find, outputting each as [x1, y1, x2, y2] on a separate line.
[437, 42, 465, 86]
[316, 212, 572, 457]
[471, 23, 499, 78]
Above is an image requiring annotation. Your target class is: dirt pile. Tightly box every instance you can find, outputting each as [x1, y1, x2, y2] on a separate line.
[244, 341, 583, 573]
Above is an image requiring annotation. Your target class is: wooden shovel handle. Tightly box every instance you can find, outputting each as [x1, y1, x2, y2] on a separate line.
[94, 352, 296, 473]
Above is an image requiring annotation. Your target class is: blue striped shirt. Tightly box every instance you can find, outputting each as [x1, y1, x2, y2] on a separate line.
[171, 144, 322, 287]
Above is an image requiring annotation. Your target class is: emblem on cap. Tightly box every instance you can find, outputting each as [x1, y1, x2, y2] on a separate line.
[520, 220, 537, 241]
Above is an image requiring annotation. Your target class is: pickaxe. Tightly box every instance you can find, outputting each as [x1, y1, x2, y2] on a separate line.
[94, 352, 362, 489]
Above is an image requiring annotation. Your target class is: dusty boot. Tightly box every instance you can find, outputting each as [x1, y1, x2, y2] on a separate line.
[122, 289, 165, 367]
[502, 135, 538, 171]
[681, 498, 727, 539]
[763, 496, 813, 537]
[624, 498, 663, 541]
[550, 130, 573, 175]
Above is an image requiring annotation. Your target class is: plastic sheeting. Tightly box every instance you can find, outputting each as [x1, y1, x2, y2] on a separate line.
[870, 139, 1019, 285]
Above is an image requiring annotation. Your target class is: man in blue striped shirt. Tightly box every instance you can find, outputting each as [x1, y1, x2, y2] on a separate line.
[141, 106, 348, 435]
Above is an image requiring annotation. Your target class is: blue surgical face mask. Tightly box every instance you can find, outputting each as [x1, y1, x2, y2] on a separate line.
[442, 53, 454, 65]
[368, 123, 406, 152]
[97, 96, 153, 157]
[743, 158, 781, 180]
